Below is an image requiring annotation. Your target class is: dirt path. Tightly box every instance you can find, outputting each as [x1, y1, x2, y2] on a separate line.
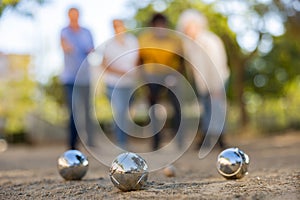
[0, 132, 299, 199]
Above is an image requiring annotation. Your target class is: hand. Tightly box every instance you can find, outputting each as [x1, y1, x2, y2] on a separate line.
[61, 39, 73, 53]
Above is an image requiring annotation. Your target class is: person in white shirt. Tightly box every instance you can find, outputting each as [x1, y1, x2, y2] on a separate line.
[177, 9, 230, 149]
[102, 19, 139, 149]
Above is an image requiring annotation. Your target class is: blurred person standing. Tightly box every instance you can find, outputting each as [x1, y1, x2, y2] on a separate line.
[60, 7, 95, 150]
[177, 9, 230, 149]
[101, 19, 139, 149]
[138, 13, 185, 150]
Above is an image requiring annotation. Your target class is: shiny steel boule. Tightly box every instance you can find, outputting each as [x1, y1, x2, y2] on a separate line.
[217, 147, 249, 179]
[109, 152, 149, 191]
[57, 150, 88, 180]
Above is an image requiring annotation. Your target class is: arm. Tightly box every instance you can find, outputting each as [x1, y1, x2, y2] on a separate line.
[101, 56, 127, 76]
[61, 38, 73, 53]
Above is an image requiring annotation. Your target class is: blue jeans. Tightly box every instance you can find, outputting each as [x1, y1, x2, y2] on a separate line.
[106, 85, 134, 149]
[64, 84, 94, 149]
[200, 93, 226, 135]
[200, 93, 211, 134]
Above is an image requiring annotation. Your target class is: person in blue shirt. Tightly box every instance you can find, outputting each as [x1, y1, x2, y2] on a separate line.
[60, 7, 95, 149]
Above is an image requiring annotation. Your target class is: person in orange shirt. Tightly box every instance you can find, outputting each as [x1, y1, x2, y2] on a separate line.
[138, 13, 186, 150]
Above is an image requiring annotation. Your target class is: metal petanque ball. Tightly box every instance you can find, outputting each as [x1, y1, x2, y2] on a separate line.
[109, 152, 149, 191]
[217, 147, 250, 179]
[57, 150, 89, 180]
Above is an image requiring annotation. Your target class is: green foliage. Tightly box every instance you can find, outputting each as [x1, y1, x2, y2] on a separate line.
[43, 76, 65, 107]
[245, 34, 300, 97]
[130, 0, 228, 30]
[0, 77, 36, 134]
[282, 77, 300, 129]
[248, 77, 300, 132]
[0, 0, 19, 16]
[0, 0, 47, 17]
[37, 77, 68, 126]
[95, 94, 113, 123]
[42, 77, 114, 125]
[0, 75, 67, 136]
[94, 83, 113, 123]
[34, 94, 68, 126]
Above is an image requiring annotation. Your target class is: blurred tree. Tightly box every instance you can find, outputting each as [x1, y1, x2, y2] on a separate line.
[43, 76, 65, 107]
[0, 0, 47, 17]
[0, 0, 19, 15]
[0, 0, 48, 141]
[213, 0, 299, 127]
[245, 26, 300, 97]
[0, 54, 36, 141]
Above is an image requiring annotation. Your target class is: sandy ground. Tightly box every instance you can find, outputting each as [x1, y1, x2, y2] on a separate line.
[0, 132, 299, 199]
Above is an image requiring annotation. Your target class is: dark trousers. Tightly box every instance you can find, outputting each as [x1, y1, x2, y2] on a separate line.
[64, 83, 94, 149]
[64, 84, 77, 149]
[147, 83, 181, 150]
[198, 93, 227, 148]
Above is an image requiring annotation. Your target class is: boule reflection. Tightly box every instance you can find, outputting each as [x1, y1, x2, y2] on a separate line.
[57, 150, 88, 180]
[217, 147, 249, 179]
[109, 152, 149, 191]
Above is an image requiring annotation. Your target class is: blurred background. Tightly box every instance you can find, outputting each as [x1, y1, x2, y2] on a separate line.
[0, 0, 299, 145]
